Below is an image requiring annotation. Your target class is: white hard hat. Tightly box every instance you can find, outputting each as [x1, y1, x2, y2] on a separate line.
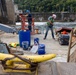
[52, 14, 56, 19]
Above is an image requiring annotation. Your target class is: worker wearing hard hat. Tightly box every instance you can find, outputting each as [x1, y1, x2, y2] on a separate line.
[25, 10, 32, 32]
[44, 14, 56, 40]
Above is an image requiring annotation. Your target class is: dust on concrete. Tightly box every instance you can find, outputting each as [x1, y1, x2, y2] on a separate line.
[0, 31, 69, 75]
[0, 31, 68, 62]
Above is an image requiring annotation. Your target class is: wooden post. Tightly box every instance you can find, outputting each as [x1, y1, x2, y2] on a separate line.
[67, 30, 73, 62]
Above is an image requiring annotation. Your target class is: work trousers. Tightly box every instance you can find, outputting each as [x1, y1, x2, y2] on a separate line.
[44, 25, 54, 39]
[28, 21, 32, 32]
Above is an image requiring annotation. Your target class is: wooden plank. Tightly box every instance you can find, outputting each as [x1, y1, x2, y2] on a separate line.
[67, 31, 73, 62]
[71, 42, 76, 48]
[67, 28, 76, 62]
[69, 49, 76, 62]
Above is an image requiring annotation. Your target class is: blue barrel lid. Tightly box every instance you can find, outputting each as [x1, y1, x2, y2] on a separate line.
[34, 38, 39, 40]
[39, 44, 45, 48]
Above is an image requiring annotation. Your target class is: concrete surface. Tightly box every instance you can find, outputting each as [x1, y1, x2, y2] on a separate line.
[0, 31, 71, 75]
[0, 31, 68, 62]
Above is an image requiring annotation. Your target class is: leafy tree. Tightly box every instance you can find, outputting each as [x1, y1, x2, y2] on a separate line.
[14, 0, 76, 12]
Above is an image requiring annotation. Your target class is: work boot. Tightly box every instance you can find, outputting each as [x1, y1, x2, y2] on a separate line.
[53, 38, 55, 40]
[43, 38, 46, 40]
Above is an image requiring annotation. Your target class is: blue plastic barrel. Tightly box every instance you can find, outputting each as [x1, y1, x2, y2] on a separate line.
[34, 38, 39, 45]
[38, 44, 46, 55]
[19, 30, 31, 47]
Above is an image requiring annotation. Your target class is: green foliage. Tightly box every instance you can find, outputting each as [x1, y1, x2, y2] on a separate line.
[14, 0, 76, 12]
